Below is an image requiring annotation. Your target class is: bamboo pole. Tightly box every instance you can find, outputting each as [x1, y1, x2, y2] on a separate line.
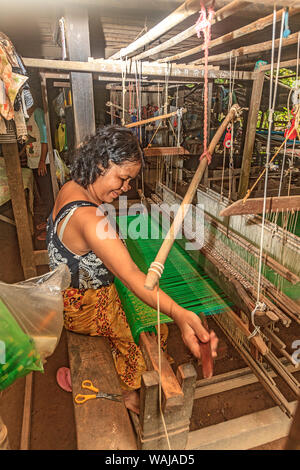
[106, 101, 131, 115]
[133, 0, 247, 61]
[158, 7, 300, 63]
[125, 108, 187, 129]
[109, 0, 209, 60]
[144, 104, 241, 291]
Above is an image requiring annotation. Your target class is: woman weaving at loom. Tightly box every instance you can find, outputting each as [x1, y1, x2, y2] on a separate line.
[46, 125, 218, 414]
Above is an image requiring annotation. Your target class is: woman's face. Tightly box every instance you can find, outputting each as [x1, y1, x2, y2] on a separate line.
[89, 160, 142, 203]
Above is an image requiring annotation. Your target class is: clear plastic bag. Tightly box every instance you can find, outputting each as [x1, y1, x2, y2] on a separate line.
[0, 264, 71, 367]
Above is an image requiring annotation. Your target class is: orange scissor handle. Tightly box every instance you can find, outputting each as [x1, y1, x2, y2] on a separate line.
[75, 393, 97, 404]
[81, 380, 98, 393]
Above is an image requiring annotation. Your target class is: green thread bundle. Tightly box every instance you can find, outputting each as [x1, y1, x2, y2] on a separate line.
[115, 213, 232, 344]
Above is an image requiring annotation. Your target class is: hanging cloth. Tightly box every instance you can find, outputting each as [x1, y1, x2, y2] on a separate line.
[0, 44, 28, 121]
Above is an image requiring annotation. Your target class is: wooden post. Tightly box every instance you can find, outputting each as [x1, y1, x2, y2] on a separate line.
[64, 5, 96, 147]
[19, 373, 33, 450]
[2, 143, 37, 279]
[237, 71, 264, 199]
[40, 73, 59, 200]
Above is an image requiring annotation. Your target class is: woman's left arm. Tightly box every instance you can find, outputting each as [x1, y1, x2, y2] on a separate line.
[81, 211, 218, 360]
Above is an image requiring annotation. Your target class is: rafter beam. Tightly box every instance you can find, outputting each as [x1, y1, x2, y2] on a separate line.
[192, 31, 300, 66]
[158, 6, 300, 63]
[241, 0, 299, 6]
[109, 0, 210, 60]
[132, 0, 248, 61]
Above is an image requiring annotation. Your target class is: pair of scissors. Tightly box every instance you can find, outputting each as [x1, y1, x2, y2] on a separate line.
[75, 380, 122, 404]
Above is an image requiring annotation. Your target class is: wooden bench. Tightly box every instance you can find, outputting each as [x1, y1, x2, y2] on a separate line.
[67, 329, 197, 450]
[67, 331, 137, 450]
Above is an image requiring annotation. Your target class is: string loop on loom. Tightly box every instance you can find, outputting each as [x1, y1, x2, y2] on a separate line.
[247, 302, 266, 339]
[148, 262, 164, 280]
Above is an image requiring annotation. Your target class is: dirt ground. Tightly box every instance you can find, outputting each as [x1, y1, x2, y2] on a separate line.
[0, 201, 294, 450]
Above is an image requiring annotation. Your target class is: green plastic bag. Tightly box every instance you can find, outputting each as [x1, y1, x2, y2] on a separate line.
[0, 299, 42, 391]
[0, 264, 71, 390]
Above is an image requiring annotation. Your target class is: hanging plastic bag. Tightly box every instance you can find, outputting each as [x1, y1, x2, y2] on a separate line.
[54, 149, 70, 186]
[0, 264, 71, 390]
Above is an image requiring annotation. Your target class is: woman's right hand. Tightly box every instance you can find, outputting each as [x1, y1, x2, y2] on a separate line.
[175, 309, 218, 361]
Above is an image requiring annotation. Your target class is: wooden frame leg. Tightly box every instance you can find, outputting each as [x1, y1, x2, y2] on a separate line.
[2, 143, 37, 279]
[136, 332, 197, 450]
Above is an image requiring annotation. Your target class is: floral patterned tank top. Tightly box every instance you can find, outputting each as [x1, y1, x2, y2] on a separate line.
[46, 200, 114, 289]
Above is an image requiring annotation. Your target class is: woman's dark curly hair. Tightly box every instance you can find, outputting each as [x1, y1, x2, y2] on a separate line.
[70, 125, 143, 188]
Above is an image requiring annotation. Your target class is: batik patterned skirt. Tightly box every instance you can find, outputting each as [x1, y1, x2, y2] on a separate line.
[63, 283, 168, 390]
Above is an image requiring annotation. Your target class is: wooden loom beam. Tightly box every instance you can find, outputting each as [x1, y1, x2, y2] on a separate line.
[219, 195, 300, 217]
[143, 147, 190, 157]
[159, 7, 300, 63]
[139, 332, 184, 411]
[137, 363, 197, 450]
[144, 104, 242, 291]
[132, 0, 248, 61]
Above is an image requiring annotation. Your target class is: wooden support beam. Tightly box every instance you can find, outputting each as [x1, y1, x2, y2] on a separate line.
[109, 0, 207, 60]
[160, 7, 300, 63]
[187, 401, 297, 450]
[53, 81, 71, 88]
[220, 195, 300, 217]
[195, 361, 298, 399]
[242, 0, 298, 7]
[2, 143, 37, 279]
[238, 71, 265, 199]
[20, 373, 33, 450]
[64, 5, 95, 146]
[133, 0, 248, 61]
[260, 58, 300, 71]
[192, 31, 300, 66]
[23, 57, 255, 81]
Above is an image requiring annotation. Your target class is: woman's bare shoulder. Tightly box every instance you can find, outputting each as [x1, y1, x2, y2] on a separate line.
[52, 181, 91, 219]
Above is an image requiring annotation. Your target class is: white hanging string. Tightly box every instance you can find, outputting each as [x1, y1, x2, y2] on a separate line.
[156, 285, 171, 450]
[252, 7, 284, 334]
